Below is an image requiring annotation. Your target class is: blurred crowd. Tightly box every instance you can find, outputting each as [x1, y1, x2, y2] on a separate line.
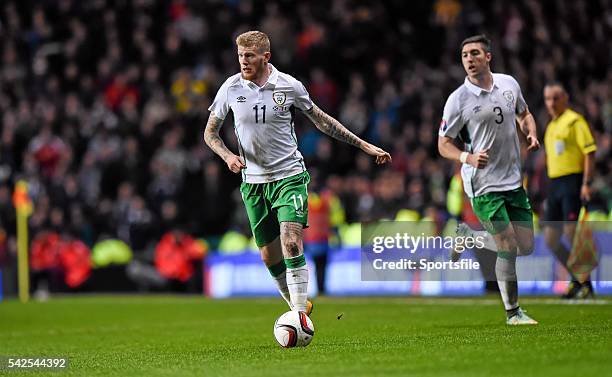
[0, 0, 611, 265]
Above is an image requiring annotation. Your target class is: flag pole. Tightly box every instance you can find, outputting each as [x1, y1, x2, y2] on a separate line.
[13, 180, 33, 303]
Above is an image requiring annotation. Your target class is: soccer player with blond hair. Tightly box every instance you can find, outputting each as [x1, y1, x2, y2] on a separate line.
[205, 31, 391, 315]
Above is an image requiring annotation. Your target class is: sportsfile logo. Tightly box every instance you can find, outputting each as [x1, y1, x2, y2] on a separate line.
[237, 96, 246, 103]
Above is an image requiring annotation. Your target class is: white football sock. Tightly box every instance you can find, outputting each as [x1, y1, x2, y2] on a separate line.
[274, 273, 292, 308]
[285, 255, 308, 312]
[496, 251, 519, 311]
[267, 261, 292, 308]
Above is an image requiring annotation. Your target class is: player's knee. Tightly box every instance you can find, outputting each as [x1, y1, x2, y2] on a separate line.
[259, 251, 276, 266]
[510, 229, 534, 256]
[497, 233, 518, 253]
[259, 245, 281, 266]
[260, 253, 276, 266]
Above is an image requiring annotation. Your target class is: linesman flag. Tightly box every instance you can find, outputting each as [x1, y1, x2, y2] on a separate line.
[13, 180, 33, 215]
[567, 207, 599, 284]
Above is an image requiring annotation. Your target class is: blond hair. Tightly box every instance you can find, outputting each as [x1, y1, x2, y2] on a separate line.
[236, 31, 270, 53]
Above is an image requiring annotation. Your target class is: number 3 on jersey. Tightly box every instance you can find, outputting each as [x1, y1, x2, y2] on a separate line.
[493, 106, 504, 124]
[253, 105, 266, 123]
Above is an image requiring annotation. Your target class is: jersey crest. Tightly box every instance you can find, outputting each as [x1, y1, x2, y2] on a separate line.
[273, 91, 286, 105]
[502, 90, 514, 111]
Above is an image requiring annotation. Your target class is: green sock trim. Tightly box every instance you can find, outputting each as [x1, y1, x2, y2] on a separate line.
[285, 254, 306, 269]
[267, 261, 286, 277]
[497, 251, 516, 260]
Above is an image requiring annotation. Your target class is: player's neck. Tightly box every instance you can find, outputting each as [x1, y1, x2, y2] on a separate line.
[251, 64, 272, 87]
[468, 71, 493, 91]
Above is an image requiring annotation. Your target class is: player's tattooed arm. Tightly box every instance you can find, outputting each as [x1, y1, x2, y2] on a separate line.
[204, 113, 245, 173]
[303, 104, 363, 147]
[304, 104, 392, 164]
[280, 222, 304, 259]
[204, 114, 232, 160]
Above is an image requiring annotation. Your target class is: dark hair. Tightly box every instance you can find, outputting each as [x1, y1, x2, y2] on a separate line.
[544, 81, 567, 91]
[461, 35, 491, 53]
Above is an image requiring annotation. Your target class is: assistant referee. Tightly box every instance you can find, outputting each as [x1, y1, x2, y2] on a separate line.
[542, 82, 596, 299]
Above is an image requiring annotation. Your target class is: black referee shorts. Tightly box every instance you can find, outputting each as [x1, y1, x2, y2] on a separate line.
[543, 173, 582, 226]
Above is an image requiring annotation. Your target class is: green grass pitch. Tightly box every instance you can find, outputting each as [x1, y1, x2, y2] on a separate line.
[1, 295, 610, 376]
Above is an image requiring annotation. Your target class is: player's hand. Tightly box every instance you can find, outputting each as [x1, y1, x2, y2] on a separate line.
[580, 183, 592, 203]
[526, 134, 540, 152]
[467, 149, 489, 169]
[225, 154, 246, 173]
[361, 142, 392, 164]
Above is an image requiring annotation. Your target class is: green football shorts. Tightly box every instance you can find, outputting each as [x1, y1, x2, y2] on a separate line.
[240, 171, 310, 247]
[471, 187, 534, 235]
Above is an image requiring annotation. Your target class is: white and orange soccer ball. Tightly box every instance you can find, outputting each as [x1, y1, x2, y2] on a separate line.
[273, 311, 315, 348]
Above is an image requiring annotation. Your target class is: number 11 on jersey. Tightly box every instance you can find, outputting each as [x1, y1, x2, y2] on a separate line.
[253, 105, 266, 123]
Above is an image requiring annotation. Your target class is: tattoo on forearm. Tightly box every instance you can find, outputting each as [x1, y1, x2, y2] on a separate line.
[204, 114, 231, 160]
[304, 104, 363, 148]
[280, 222, 304, 258]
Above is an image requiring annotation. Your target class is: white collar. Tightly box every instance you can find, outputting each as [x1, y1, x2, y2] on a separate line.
[464, 74, 497, 96]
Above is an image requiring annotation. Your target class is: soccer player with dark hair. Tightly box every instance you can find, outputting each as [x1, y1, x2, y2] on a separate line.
[438, 35, 540, 325]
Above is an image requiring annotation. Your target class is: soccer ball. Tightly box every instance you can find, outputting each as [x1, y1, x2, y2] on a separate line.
[273, 311, 315, 348]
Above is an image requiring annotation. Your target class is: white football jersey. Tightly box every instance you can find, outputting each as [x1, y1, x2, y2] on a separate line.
[439, 73, 528, 198]
[208, 64, 313, 183]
